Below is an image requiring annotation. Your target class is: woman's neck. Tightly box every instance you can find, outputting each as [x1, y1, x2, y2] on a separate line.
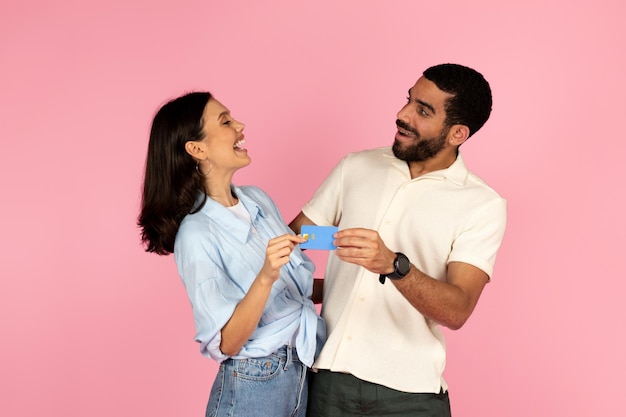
[205, 175, 238, 207]
[209, 190, 238, 207]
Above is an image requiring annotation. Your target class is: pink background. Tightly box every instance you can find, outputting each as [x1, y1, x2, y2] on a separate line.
[1, 0, 624, 416]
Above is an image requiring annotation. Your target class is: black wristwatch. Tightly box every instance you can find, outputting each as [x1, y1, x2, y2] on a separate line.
[379, 252, 411, 284]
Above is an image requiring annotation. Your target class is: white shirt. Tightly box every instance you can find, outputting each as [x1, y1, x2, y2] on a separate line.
[302, 147, 507, 392]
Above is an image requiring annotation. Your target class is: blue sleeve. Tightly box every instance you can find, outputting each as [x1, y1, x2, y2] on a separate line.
[174, 221, 244, 362]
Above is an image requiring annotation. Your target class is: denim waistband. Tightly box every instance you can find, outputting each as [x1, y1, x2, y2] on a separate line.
[275, 345, 299, 357]
[274, 345, 300, 369]
[224, 345, 301, 369]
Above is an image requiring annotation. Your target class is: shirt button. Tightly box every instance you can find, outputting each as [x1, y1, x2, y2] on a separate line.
[359, 296, 365, 302]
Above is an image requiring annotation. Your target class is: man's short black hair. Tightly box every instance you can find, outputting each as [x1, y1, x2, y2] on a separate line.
[423, 63, 492, 138]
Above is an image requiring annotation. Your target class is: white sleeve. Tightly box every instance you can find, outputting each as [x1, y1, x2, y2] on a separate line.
[448, 197, 507, 279]
[302, 157, 345, 226]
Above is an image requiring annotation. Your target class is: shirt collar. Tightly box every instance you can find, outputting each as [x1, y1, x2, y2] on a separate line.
[440, 153, 469, 186]
[197, 185, 267, 243]
[383, 147, 469, 186]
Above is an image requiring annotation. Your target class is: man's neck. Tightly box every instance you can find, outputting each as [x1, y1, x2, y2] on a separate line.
[407, 149, 458, 179]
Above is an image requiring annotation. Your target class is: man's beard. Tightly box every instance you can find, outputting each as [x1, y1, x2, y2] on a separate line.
[392, 121, 449, 162]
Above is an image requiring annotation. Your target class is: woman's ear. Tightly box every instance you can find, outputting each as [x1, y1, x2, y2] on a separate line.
[448, 125, 470, 147]
[185, 140, 205, 160]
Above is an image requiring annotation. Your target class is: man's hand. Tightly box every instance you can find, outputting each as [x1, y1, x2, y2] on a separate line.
[334, 228, 396, 275]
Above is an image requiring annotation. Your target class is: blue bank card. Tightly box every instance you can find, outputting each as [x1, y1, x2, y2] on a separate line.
[300, 225, 338, 250]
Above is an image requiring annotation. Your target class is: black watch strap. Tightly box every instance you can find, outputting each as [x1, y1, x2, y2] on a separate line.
[379, 252, 411, 284]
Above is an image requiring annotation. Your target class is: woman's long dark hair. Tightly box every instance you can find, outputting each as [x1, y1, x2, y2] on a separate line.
[138, 92, 212, 255]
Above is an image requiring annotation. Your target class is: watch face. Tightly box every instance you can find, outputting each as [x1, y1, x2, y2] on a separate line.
[396, 253, 411, 276]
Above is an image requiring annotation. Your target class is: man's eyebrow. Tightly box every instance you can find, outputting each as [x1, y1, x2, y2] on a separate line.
[416, 99, 436, 115]
[408, 88, 436, 115]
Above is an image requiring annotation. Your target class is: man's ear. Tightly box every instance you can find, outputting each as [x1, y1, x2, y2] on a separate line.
[185, 140, 205, 160]
[448, 125, 470, 147]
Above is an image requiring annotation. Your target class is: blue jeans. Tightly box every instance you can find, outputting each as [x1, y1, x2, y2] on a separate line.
[206, 346, 308, 417]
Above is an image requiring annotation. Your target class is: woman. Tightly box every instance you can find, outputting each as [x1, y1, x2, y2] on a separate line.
[138, 92, 325, 417]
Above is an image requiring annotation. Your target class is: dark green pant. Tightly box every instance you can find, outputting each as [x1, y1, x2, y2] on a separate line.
[307, 370, 451, 417]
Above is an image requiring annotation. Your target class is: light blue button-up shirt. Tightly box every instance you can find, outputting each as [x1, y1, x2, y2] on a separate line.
[174, 185, 325, 367]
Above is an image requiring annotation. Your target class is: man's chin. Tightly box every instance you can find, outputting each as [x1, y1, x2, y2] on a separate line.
[392, 142, 410, 161]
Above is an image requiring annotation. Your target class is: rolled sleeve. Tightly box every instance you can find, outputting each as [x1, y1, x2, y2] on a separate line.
[179, 259, 243, 362]
[448, 197, 507, 279]
[302, 156, 345, 227]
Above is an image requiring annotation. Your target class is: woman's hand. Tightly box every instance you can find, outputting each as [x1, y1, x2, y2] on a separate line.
[258, 234, 307, 283]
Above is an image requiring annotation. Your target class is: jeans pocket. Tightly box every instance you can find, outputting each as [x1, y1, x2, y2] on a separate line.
[234, 354, 284, 381]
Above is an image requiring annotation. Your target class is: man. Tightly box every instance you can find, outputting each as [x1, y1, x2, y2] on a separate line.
[290, 63, 507, 416]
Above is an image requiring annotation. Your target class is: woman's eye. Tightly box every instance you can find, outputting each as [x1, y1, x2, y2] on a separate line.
[223, 120, 231, 125]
